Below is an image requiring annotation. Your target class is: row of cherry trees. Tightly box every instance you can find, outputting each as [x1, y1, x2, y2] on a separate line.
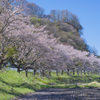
[0, 0, 100, 77]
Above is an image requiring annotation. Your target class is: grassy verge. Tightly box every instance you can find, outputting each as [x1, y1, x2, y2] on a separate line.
[0, 69, 100, 100]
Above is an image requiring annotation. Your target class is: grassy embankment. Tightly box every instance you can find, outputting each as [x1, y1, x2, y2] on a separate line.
[0, 69, 100, 100]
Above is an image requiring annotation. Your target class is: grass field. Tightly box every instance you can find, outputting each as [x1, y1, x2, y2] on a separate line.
[0, 68, 100, 100]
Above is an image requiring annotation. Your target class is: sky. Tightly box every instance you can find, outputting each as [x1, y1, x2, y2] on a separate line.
[27, 0, 100, 55]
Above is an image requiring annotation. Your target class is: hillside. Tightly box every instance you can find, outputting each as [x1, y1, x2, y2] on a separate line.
[30, 17, 88, 51]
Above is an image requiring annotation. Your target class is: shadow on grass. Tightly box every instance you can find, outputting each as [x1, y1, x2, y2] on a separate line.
[0, 77, 27, 87]
[0, 88, 22, 97]
[0, 77, 37, 96]
[51, 74, 100, 85]
[35, 83, 81, 89]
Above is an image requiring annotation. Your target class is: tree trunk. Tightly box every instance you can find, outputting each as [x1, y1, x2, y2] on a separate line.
[40, 70, 42, 77]
[87, 71, 89, 75]
[84, 69, 86, 75]
[67, 69, 69, 75]
[56, 70, 58, 76]
[33, 69, 36, 75]
[73, 68, 75, 75]
[17, 67, 20, 73]
[77, 70, 79, 76]
[81, 70, 82, 76]
[61, 70, 63, 75]
[49, 71, 51, 76]
[25, 69, 28, 77]
[42, 70, 45, 77]
[0, 66, 2, 70]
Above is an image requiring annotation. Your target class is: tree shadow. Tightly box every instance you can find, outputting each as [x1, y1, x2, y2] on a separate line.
[51, 75, 100, 85]
[0, 77, 37, 97]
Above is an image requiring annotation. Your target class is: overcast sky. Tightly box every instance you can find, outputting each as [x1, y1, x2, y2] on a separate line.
[27, 0, 100, 55]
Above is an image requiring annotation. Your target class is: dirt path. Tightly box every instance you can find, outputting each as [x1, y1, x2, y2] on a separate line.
[17, 87, 100, 100]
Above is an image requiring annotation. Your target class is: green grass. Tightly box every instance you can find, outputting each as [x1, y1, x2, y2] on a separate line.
[0, 69, 100, 100]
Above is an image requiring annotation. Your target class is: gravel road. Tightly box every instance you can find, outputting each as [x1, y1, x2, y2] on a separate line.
[16, 87, 100, 100]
